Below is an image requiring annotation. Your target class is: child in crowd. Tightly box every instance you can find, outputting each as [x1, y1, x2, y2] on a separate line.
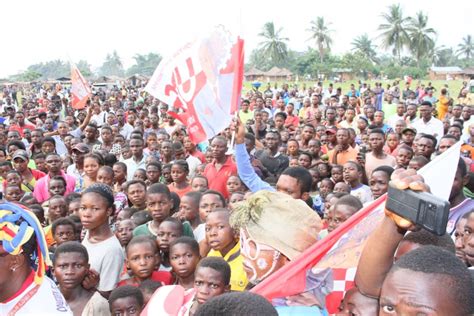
[317, 162, 331, 179]
[53, 242, 110, 316]
[289, 157, 299, 168]
[161, 164, 173, 185]
[168, 160, 192, 198]
[131, 210, 152, 227]
[333, 182, 351, 194]
[117, 207, 136, 222]
[113, 162, 128, 193]
[326, 195, 363, 233]
[133, 168, 147, 182]
[126, 180, 147, 211]
[83, 153, 103, 188]
[179, 191, 203, 241]
[319, 178, 335, 202]
[343, 161, 373, 204]
[206, 208, 248, 291]
[138, 280, 162, 306]
[298, 152, 312, 169]
[146, 161, 162, 185]
[133, 183, 194, 238]
[228, 192, 245, 211]
[169, 237, 200, 289]
[195, 163, 207, 176]
[330, 164, 344, 184]
[157, 217, 184, 271]
[5, 183, 24, 202]
[97, 165, 114, 186]
[48, 176, 67, 197]
[68, 215, 83, 242]
[116, 219, 136, 249]
[109, 286, 144, 316]
[408, 155, 429, 171]
[190, 175, 209, 192]
[395, 145, 414, 169]
[119, 235, 172, 287]
[65, 192, 82, 216]
[51, 218, 77, 250]
[226, 175, 245, 197]
[80, 183, 124, 295]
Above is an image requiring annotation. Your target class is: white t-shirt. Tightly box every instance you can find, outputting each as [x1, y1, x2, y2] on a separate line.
[350, 184, 373, 204]
[82, 234, 124, 292]
[0, 275, 72, 316]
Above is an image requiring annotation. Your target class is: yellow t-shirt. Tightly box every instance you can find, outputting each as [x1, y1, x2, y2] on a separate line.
[207, 241, 248, 291]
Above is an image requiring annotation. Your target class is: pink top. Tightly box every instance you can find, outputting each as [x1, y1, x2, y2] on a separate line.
[33, 171, 76, 203]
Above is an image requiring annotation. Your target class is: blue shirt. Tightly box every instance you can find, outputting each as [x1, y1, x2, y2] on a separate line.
[235, 143, 274, 193]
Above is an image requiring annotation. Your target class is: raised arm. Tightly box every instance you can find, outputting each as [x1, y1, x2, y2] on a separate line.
[78, 104, 93, 131]
[233, 118, 274, 193]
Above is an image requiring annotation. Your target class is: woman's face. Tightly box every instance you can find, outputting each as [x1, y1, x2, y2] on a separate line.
[83, 157, 100, 179]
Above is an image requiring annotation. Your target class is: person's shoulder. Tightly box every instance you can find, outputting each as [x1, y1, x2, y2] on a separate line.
[133, 223, 150, 236]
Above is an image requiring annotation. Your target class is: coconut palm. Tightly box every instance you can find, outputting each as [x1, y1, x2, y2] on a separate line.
[378, 3, 410, 62]
[351, 34, 378, 63]
[307, 17, 333, 62]
[407, 11, 437, 67]
[258, 22, 289, 65]
[456, 35, 474, 60]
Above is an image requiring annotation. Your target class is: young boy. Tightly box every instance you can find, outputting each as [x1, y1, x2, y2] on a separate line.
[343, 161, 373, 204]
[119, 235, 172, 286]
[97, 166, 114, 186]
[109, 285, 144, 316]
[395, 145, 414, 169]
[206, 208, 248, 291]
[190, 175, 209, 193]
[408, 155, 429, 171]
[51, 218, 77, 249]
[138, 280, 162, 306]
[327, 195, 363, 233]
[53, 242, 110, 316]
[116, 218, 136, 249]
[133, 183, 194, 238]
[179, 191, 203, 241]
[169, 237, 200, 289]
[157, 217, 184, 271]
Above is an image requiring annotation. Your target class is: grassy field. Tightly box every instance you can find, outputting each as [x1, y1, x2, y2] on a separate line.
[243, 79, 465, 97]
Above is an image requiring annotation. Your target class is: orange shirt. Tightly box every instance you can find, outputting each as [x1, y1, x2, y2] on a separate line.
[168, 183, 192, 199]
[327, 146, 359, 165]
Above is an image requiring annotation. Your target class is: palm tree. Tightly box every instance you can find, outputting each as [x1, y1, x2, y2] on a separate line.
[307, 17, 333, 62]
[258, 22, 289, 65]
[456, 35, 474, 60]
[351, 34, 378, 63]
[378, 4, 410, 63]
[407, 11, 437, 67]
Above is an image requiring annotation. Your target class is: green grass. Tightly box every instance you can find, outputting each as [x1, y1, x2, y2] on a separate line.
[243, 79, 464, 96]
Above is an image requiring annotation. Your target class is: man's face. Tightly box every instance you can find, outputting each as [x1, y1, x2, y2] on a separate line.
[380, 269, 461, 316]
[368, 133, 385, 151]
[416, 137, 435, 158]
[462, 107, 471, 120]
[276, 175, 302, 199]
[13, 157, 28, 173]
[15, 113, 25, 125]
[326, 109, 336, 122]
[336, 130, 349, 146]
[7, 132, 20, 142]
[452, 106, 462, 117]
[265, 132, 279, 151]
[210, 138, 227, 160]
[419, 105, 432, 120]
[302, 127, 314, 141]
[129, 139, 143, 157]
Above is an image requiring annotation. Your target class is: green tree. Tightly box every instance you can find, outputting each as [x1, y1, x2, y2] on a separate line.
[126, 53, 163, 76]
[378, 4, 410, 63]
[258, 22, 289, 66]
[456, 35, 474, 60]
[9, 70, 42, 82]
[351, 34, 378, 63]
[26, 59, 69, 79]
[307, 17, 333, 62]
[407, 11, 437, 67]
[76, 60, 93, 77]
[99, 50, 125, 77]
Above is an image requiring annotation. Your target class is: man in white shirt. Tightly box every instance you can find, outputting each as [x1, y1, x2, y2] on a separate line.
[387, 102, 406, 129]
[412, 101, 444, 142]
[123, 138, 147, 181]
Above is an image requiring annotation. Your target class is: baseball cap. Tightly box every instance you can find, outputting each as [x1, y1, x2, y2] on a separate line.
[401, 127, 417, 135]
[72, 143, 90, 153]
[12, 149, 29, 161]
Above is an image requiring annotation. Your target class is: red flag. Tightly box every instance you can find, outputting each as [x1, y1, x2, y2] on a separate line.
[70, 64, 91, 109]
[145, 26, 244, 144]
[252, 141, 462, 314]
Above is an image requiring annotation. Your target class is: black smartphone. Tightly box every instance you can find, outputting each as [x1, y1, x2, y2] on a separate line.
[385, 186, 450, 236]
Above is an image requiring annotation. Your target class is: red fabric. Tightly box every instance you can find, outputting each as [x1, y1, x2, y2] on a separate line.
[285, 115, 299, 128]
[251, 195, 387, 313]
[9, 124, 36, 138]
[191, 150, 206, 163]
[203, 156, 237, 199]
[118, 271, 173, 287]
[30, 169, 46, 180]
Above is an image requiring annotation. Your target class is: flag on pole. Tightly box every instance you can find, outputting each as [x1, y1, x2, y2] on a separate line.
[70, 63, 91, 110]
[252, 142, 462, 314]
[145, 26, 244, 144]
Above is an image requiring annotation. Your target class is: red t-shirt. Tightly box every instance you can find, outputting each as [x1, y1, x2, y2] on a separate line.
[203, 156, 237, 199]
[117, 271, 173, 287]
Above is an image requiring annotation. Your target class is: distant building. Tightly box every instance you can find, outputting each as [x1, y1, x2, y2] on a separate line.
[244, 68, 265, 81]
[428, 66, 463, 80]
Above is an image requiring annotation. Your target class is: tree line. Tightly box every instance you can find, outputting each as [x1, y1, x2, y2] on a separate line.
[250, 3, 473, 79]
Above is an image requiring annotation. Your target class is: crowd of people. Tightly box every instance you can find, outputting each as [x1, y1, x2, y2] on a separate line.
[0, 78, 473, 315]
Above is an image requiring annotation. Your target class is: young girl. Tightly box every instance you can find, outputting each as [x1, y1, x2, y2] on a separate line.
[133, 168, 147, 182]
[190, 175, 208, 192]
[80, 183, 124, 295]
[83, 153, 103, 189]
[330, 164, 344, 184]
[156, 217, 184, 271]
[343, 161, 373, 204]
[144, 132, 158, 156]
[169, 237, 200, 290]
[228, 191, 245, 211]
[384, 132, 400, 156]
[225, 175, 245, 197]
[161, 164, 173, 185]
[287, 139, 300, 159]
[168, 160, 191, 199]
